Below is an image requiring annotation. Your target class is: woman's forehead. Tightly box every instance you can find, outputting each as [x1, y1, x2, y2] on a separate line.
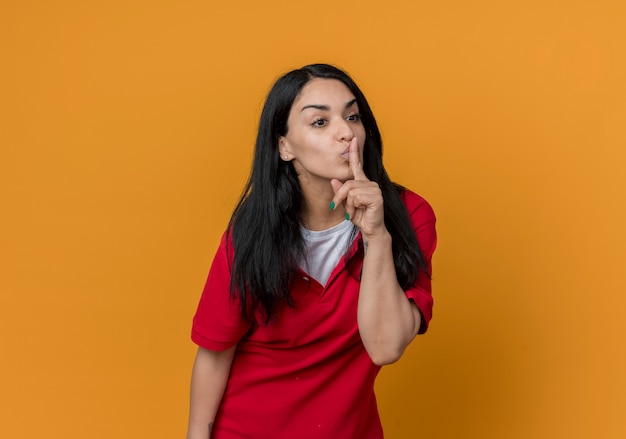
[293, 78, 356, 110]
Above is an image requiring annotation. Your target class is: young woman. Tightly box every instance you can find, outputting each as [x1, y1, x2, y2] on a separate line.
[187, 64, 436, 439]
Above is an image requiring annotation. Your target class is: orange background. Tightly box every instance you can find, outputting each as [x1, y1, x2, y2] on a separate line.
[2, 1, 625, 438]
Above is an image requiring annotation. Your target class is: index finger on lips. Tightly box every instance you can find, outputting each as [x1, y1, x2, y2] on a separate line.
[349, 137, 367, 181]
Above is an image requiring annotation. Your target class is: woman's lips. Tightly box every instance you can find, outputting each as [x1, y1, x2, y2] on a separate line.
[341, 147, 350, 160]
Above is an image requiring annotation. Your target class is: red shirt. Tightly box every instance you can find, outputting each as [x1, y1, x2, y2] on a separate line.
[192, 189, 436, 439]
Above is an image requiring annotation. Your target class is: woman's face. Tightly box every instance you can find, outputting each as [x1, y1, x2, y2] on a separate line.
[279, 78, 366, 186]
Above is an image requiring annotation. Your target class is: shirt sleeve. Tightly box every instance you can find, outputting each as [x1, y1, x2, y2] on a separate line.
[401, 190, 437, 334]
[191, 233, 252, 350]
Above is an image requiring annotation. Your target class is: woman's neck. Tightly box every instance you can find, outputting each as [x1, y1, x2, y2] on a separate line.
[299, 180, 346, 231]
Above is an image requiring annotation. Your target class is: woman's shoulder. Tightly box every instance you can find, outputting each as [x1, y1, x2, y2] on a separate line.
[397, 187, 436, 220]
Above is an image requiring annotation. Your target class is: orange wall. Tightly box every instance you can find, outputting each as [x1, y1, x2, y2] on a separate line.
[2, 1, 625, 438]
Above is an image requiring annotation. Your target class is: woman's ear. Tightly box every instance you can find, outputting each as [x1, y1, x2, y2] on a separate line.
[279, 137, 292, 161]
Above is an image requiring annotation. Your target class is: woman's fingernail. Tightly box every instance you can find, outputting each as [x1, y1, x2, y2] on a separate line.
[330, 201, 335, 210]
[345, 213, 350, 220]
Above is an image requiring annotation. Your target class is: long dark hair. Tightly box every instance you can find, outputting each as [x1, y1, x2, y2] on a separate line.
[228, 63, 426, 322]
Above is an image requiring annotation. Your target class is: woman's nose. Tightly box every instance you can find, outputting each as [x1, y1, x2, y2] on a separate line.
[338, 119, 354, 142]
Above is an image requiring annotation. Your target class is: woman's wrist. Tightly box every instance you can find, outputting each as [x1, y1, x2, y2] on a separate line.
[361, 229, 391, 253]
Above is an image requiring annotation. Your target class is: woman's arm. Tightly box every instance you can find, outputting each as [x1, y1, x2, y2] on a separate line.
[186, 345, 236, 439]
[357, 231, 421, 365]
[330, 138, 425, 366]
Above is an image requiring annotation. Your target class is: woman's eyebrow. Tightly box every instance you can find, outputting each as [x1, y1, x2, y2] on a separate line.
[301, 98, 358, 112]
[301, 104, 330, 112]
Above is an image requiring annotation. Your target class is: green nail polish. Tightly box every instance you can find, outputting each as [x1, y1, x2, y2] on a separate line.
[329, 201, 335, 210]
[345, 213, 350, 221]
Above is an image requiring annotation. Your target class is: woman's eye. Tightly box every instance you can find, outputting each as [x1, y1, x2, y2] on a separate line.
[312, 118, 326, 127]
[347, 113, 361, 122]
